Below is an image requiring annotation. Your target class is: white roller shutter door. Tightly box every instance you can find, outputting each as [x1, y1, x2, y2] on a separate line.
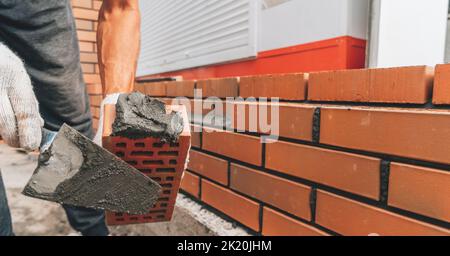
[137, 0, 259, 76]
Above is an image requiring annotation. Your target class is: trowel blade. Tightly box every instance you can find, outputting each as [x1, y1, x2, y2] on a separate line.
[22, 124, 162, 215]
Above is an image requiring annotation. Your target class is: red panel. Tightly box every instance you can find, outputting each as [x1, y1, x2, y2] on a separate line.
[137, 36, 367, 80]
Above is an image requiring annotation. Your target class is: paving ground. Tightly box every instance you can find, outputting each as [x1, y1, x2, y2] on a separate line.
[0, 144, 249, 236]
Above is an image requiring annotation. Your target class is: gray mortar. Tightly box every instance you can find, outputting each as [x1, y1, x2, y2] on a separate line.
[22, 124, 162, 215]
[112, 92, 184, 142]
[175, 194, 251, 236]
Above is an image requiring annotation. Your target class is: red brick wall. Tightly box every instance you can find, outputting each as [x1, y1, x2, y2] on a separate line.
[71, 1, 449, 235]
[138, 66, 450, 236]
[72, 0, 102, 129]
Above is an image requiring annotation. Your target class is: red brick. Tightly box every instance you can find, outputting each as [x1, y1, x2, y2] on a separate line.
[180, 171, 200, 198]
[73, 7, 99, 21]
[189, 150, 228, 186]
[166, 81, 196, 97]
[202, 128, 262, 166]
[81, 63, 95, 73]
[231, 102, 314, 141]
[190, 125, 202, 148]
[262, 207, 329, 236]
[188, 100, 313, 142]
[79, 42, 95, 53]
[197, 78, 239, 98]
[266, 141, 380, 200]
[316, 190, 450, 236]
[77, 30, 96, 42]
[277, 103, 314, 141]
[309, 66, 434, 103]
[80, 52, 98, 63]
[231, 164, 311, 220]
[201, 180, 260, 231]
[93, 0, 102, 10]
[84, 74, 101, 84]
[92, 118, 99, 130]
[320, 107, 450, 165]
[75, 19, 94, 31]
[433, 64, 450, 104]
[87, 83, 102, 95]
[90, 106, 100, 119]
[389, 163, 450, 222]
[89, 95, 102, 107]
[141, 82, 167, 97]
[133, 82, 145, 94]
[240, 73, 307, 100]
[71, 0, 93, 8]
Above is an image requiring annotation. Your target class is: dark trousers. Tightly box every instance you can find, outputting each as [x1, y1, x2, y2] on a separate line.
[63, 206, 109, 236]
[0, 0, 108, 236]
[0, 171, 13, 236]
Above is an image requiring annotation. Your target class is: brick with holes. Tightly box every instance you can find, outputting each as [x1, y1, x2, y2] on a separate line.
[102, 103, 191, 225]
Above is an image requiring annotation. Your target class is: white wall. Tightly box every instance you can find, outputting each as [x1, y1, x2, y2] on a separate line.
[368, 0, 449, 68]
[260, 0, 369, 51]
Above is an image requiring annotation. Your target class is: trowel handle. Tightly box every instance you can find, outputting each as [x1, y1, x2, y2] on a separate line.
[40, 128, 57, 153]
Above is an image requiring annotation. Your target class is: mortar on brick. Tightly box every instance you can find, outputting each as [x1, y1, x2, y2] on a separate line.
[112, 92, 184, 142]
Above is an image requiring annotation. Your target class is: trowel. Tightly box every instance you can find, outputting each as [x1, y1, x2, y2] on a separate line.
[22, 124, 162, 215]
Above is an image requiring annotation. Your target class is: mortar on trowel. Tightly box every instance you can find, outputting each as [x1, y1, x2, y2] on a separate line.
[22, 92, 190, 219]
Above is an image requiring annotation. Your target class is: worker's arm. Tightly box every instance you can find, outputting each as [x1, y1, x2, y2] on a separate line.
[97, 0, 141, 96]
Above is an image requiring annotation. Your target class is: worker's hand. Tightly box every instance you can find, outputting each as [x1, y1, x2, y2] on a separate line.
[0, 43, 44, 151]
[93, 93, 121, 146]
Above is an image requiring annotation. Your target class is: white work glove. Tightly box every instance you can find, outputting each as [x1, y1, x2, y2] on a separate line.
[0, 43, 43, 151]
[93, 93, 121, 146]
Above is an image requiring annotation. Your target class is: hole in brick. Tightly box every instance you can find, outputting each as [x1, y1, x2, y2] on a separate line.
[166, 177, 174, 181]
[163, 190, 171, 195]
[140, 169, 152, 174]
[157, 215, 165, 219]
[135, 142, 145, 148]
[153, 142, 165, 148]
[116, 143, 127, 148]
[170, 142, 180, 147]
[143, 216, 152, 220]
[169, 160, 178, 165]
[115, 213, 124, 217]
[152, 177, 162, 182]
[143, 160, 164, 165]
[158, 197, 169, 202]
[156, 168, 176, 173]
[158, 151, 179, 156]
[130, 217, 139, 221]
[161, 183, 173, 188]
[126, 160, 138, 165]
[115, 152, 125, 157]
[116, 218, 125, 221]
[160, 203, 168, 207]
[149, 210, 166, 214]
[131, 151, 154, 156]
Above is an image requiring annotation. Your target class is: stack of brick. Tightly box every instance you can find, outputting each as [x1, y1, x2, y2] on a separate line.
[72, 0, 103, 130]
[135, 65, 450, 236]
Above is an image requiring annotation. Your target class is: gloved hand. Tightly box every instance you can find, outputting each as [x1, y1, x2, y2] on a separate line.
[0, 43, 44, 151]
